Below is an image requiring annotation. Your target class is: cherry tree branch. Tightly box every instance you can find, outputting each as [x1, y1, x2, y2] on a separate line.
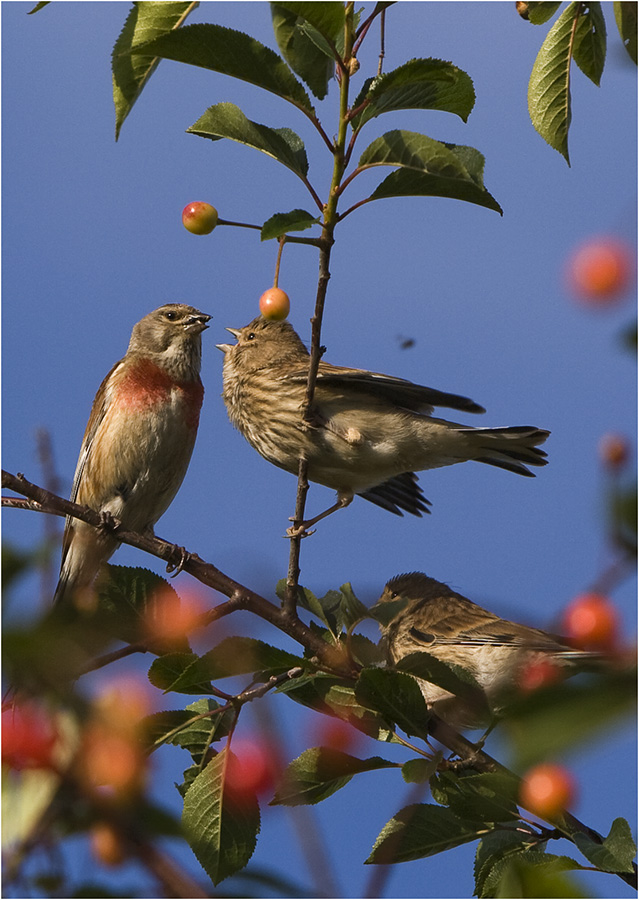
[1, 470, 353, 675]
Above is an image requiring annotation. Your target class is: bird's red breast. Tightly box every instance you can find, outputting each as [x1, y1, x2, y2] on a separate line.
[116, 358, 204, 429]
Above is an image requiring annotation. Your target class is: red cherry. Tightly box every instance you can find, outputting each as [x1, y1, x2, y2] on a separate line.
[259, 287, 290, 321]
[310, 716, 362, 754]
[79, 724, 147, 797]
[562, 592, 619, 650]
[144, 585, 207, 645]
[2, 703, 58, 771]
[565, 237, 633, 305]
[520, 763, 576, 819]
[182, 202, 218, 235]
[225, 740, 276, 801]
[598, 433, 630, 471]
[90, 822, 127, 867]
[517, 658, 563, 693]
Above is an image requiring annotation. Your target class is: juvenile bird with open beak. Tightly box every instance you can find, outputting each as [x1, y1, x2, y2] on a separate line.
[217, 316, 549, 532]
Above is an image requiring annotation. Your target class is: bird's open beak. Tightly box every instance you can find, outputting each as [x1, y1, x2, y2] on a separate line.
[186, 313, 211, 333]
[216, 327, 240, 353]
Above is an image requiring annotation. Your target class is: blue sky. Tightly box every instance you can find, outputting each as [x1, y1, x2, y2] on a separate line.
[2, 2, 637, 897]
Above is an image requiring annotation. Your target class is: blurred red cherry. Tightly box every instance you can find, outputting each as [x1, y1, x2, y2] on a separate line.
[2, 703, 58, 771]
[565, 237, 633, 305]
[520, 763, 576, 819]
[562, 592, 619, 650]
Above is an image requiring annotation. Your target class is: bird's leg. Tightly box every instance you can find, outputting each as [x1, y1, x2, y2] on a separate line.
[97, 510, 120, 533]
[165, 544, 191, 577]
[286, 491, 353, 538]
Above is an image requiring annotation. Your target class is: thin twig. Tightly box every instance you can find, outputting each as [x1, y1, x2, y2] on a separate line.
[377, 8, 386, 77]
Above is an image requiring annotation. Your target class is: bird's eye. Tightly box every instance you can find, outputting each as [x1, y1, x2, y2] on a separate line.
[246, 332, 256, 341]
[164, 311, 178, 321]
[390, 591, 398, 599]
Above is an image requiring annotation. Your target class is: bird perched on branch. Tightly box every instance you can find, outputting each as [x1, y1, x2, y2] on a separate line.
[217, 316, 549, 531]
[54, 304, 211, 608]
[375, 572, 599, 729]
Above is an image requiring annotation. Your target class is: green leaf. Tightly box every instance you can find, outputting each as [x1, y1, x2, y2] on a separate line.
[351, 58, 475, 130]
[270, 2, 345, 44]
[610, 482, 637, 554]
[368, 595, 411, 626]
[276, 578, 337, 634]
[527, 2, 582, 164]
[129, 23, 314, 113]
[367, 803, 490, 863]
[614, 1, 638, 63]
[145, 699, 234, 760]
[504, 669, 637, 769]
[162, 636, 305, 695]
[261, 209, 320, 240]
[572, 818, 637, 874]
[290, 581, 371, 637]
[348, 633, 385, 668]
[396, 650, 487, 710]
[482, 851, 588, 898]
[182, 749, 260, 885]
[188, 102, 309, 177]
[336, 582, 370, 630]
[475, 829, 542, 898]
[179, 637, 305, 684]
[525, 3, 562, 25]
[27, 1, 50, 12]
[277, 673, 398, 742]
[358, 130, 502, 214]
[148, 652, 213, 694]
[270, 4, 336, 99]
[97, 565, 190, 650]
[431, 771, 521, 823]
[401, 756, 441, 784]
[572, 2, 606, 86]
[355, 667, 430, 737]
[112, 2, 196, 140]
[271, 747, 396, 806]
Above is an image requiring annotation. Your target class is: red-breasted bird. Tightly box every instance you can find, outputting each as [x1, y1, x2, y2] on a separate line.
[375, 572, 599, 729]
[217, 317, 549, 531]
[53, 304, 210, 607]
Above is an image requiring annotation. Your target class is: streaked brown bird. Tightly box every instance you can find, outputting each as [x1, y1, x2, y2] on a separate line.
[375, 572, 598, 729]
[54, 304, 210, 608]
[217, 316, 549, 530]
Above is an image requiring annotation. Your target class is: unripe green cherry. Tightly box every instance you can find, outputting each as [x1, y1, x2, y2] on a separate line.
[182, 202, 218, 235]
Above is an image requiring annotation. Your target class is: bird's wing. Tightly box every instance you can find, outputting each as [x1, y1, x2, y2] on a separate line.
[69, 360, 123, 504]
[358, 472, 432, 517]
[58, 360, 123, 569]
[411, 612, 570, 653]
[286, 362, 485, 415]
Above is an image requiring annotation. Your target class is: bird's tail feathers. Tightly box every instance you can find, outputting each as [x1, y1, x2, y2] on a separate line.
[459, 425, 550, 477]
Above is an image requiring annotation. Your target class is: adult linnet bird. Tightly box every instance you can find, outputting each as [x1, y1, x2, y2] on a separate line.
[54, 303, 210, 608]
[217, 316, 549, 531]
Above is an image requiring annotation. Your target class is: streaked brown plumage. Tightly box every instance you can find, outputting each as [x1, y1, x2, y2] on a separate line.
[54, 303, 210, 607]
[217, 316, 549, 529]
[375, 572, 597, 728]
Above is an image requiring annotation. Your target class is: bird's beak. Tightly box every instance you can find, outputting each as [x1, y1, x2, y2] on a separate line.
[185, 313, 211, 333]
[216, 327, 241, 353]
